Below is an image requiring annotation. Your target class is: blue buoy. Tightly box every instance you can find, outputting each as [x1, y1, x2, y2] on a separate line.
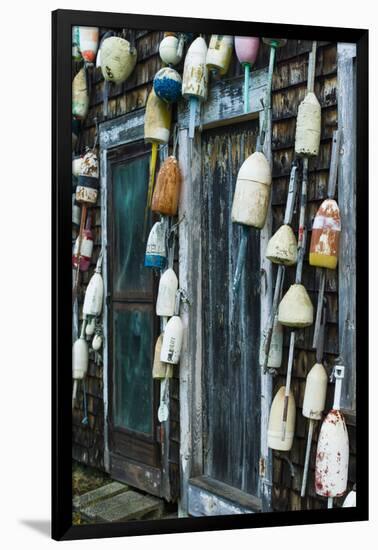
[153, 67, 182, 104]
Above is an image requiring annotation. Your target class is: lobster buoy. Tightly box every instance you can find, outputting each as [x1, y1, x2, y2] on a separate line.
[295, 92, 321, 157]
[234, 36, 260, 113]
[156, 268, 178, 317]
[315, 367, 349, 499]
[73, 328, 88, 382]
[144, 88, 172, 208]
[153, 67, 182, 104]
[83, 254, 104, 317]
[231, 152, 272, 229]
[72, 212, 93, 271]
[278, 284, 314, 327]
[145, 221, 167, 269]
[72, 26, 82, 61]
[159, 34, 184, 66]
[72, 68, 89, 120]
[100, 36, 137, 84]
[151, 156, 181, 216]
[309, 199, 341, 270]
[72, 155, 83, 178]
[78, 26, 99, 65]
[268, 387, 296, 451]
[302, 362, 328, 420]
[152, 334, 173, 379]
[161, 316, 183, 364]
[72, 194, 81, 227]
[182, 37, 208, 139]
[342, 490, 356, 508]
[266, 224, 298, 266]
[259, 315, 283, 369]
[76, 150, 99, 205]
[206, 35, 233, 76]
[92, 332, 103, 351]
[85, 316, 96, 337]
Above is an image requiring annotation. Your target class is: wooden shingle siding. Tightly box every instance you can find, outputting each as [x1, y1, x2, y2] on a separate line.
[269, 41, 355, 512]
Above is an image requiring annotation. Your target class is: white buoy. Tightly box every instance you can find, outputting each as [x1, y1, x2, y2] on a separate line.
[83, 254, 104, 317]
[159, 35, 183, 66]
[85, 316, 96, 337]
[92, 332, 103, 351]
[268, 386, 296, 451]
[160, 315, 183, 364]
[72, 67, 89, 120]
[315, 366, 349, 503]
[303, 362, 328, 420]
[182, 37, 208, 139]
[266, 224, 298, 266]
[295, 92, 321, 157]
[342, 490, 356, 508]
[156, 268, 178, 317]
[72, 322, 88, 406]
[278, 284, 314, 327]
[259, 315, 283, 370]
[152, 334, 173, 379]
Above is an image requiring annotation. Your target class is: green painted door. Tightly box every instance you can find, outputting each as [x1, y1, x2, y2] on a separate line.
[108, 143, 162, 496]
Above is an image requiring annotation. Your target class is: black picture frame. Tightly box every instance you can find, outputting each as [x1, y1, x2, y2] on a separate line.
[52, 9, 369, 541]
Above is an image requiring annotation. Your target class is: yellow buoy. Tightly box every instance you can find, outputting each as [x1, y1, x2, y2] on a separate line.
[266, 224, 297, 265]
[278, 284, 314, 327]
[295, 92, 321, 157]
[268, 387, 296, 451]
[72, 67, 89, 120]
[206, 35, 233, 76]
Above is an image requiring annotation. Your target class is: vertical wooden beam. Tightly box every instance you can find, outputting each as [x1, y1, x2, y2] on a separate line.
[100, 147, 110, 473]
[337, 43, 356, 413]
[259, 108, 273, 512]
[178, 129, 203, 515]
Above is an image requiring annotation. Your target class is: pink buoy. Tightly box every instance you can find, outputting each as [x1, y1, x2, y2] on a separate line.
[234, 37, 260, 113]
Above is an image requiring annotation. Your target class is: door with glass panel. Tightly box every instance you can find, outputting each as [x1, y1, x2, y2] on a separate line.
[107, 142, 162, 496]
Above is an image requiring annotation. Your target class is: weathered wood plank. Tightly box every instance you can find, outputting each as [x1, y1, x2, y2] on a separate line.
[178, 68, 268, 131]
[337, 43, 356, 412]
[188, 476, 261, 516]
[99, 109, 145, 149]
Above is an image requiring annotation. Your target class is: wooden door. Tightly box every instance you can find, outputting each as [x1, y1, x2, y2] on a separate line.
[107, 142, 162, 496]
[201, 121, 261, 497]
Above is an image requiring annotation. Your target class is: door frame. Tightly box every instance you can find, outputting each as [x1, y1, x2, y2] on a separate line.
[99, 111, 175, 498]
[176, 66, 272, 515]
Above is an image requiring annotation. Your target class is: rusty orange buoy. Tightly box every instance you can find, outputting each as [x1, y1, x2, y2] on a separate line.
[151, 156, 181, 216]
[309, 199, 341, 270]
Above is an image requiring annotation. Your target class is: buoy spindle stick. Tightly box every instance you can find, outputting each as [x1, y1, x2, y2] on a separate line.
[281, 330, 295, 440]
[312, 270, 326, 348]
[259, 43, 276, 149]
[189, 97, 198, 140]
[73, 205, 87, 301]
[262, 264, 284, 372]
[232, 226, 249, 293]
[301, 418, 315, 497]
[244, 64, 250, 114]
[307, 42, 317, 94]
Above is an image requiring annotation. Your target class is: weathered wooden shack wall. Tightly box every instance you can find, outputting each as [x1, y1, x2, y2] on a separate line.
[269, 41, 356, 511]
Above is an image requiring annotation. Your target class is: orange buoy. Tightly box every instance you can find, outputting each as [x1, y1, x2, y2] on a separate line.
[309, 199, 341, 269]
[151, 156, 181, 216]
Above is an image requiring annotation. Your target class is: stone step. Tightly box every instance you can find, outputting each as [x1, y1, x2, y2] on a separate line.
[73, 481, 128, 511]
[81, 490, 164, 523]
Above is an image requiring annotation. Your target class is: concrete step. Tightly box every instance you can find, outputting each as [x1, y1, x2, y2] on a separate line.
[73, 481, 128, 511]
[81, 490, 164, 523]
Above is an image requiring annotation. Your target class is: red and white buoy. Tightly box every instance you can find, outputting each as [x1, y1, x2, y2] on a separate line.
[315, 366, 349, 507]
[78, 26, 99, 65]
[72, 211, 93, 272]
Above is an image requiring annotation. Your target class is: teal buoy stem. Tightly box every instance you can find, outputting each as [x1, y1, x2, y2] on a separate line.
[244, 63, 250, 114]
[188, 96, 198, 139]
[233, 226, 250, 293]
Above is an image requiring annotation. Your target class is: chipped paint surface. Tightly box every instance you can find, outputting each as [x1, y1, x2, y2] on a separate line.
[152, 156, 181, 216]
[295, 91, 321, 157]
[315, 409, 349, 497]
[182, 37, 208, 100]
[72, 67, 89, 119]
[266, 224, 297, 265]
[310, 199, 341, 269]
[206, 35, 233, 75]
[302, 363, 328, 420]
[144, 88, 171, 144]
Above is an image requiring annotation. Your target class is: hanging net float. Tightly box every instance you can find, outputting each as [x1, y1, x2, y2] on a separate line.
[153, 67, 182, 104]
[151, 156, 181, 216]
[234, 36, 260, 113]
[182, 36, 208, 139]
[268, 386, 296, 451]
[78, 26, 99, 65]
[206, 35, 234, 76]
[100, 36, 137, 84]
[72, 67, 89, 120]
[309, 199, 341, 269]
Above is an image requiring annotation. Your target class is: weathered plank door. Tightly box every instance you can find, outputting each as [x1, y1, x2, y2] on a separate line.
[106, 142, 163, 497]
[201, 121, 261, 503]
